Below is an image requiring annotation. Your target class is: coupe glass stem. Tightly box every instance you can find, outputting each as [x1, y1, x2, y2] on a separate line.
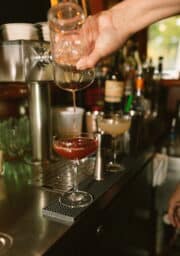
[72, 160, 79, 192]
[112, 136, 118, 164]
[107, 134, 125, 172]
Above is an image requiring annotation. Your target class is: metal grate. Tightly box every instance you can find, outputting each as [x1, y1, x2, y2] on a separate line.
[31, 157, 96, 193]
[42, 171, 123, 224]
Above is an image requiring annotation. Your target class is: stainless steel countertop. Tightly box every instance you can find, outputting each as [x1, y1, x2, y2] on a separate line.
[0, 157, 97, 256]
[0, 159, 82, 256]
[0, 151, 154, 256]
[0, 176, 69, 256]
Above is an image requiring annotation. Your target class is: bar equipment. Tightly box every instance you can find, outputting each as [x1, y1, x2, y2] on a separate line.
[85, 111, 104, 181]
[0, 24, 53, 165]
[0, 1, 95, 169]
[94, 132, 104, 181]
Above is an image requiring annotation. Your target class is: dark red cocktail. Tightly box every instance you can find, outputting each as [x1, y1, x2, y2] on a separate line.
[53, 133, 98, 208]
[54, 136, 98, 160]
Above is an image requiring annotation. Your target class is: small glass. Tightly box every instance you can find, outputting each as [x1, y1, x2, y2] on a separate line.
[53, 132, 98, 208]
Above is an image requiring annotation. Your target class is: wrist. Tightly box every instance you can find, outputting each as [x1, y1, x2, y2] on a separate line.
[110, 0, 138, 41]
[110, 0, 180, 38]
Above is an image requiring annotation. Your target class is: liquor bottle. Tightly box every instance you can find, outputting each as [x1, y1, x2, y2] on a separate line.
[84, 64, 107, 111]
[141, 58, 154, 107]
[121, 40, 141, 115]
[104, 52, 125, 116]
[168, 100, 180, 156]
[129, 67, 145, 153]
[158, 56, 164, 78]
[132, 66, 145, 116]
[168, 117, 177, 156]
[122, 61, 135, 115]
[152, 56, 165, 117]
[175, 100, 180, 132]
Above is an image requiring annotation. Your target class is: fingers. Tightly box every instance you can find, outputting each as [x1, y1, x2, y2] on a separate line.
[76, 51, 101, 70]
[168, 205, 176, 227]
[174, 203, 180, 228]
[168, 202, 180, 228]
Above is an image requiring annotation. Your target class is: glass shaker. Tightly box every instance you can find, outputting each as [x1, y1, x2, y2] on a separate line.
[47, 1, 95, 92]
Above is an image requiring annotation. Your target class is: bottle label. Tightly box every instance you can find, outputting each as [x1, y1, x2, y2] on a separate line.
[105, 80, 124, 103]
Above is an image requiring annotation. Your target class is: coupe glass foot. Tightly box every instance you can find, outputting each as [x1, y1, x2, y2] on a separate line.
[106, 162, 125, 173]
[59, 190, 93, 208]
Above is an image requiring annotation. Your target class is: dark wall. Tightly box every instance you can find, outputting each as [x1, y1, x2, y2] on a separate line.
[0, 0, 50, 25]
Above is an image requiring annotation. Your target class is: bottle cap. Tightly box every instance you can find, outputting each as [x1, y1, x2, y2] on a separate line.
[135, 76, 144, 90]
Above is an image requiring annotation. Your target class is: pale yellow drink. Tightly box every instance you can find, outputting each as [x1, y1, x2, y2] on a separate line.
[98, 118, 131, 137]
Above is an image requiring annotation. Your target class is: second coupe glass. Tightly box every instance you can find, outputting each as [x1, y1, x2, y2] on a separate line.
[98, 113, 131, 172]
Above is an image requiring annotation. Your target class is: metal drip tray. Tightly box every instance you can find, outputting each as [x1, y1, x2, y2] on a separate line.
[0, 232, 13, 255]
[31, 157, 96, 193]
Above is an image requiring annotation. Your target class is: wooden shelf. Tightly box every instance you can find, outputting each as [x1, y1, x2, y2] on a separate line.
[160, 79, 180, 87]
[0, 83, 28, 100]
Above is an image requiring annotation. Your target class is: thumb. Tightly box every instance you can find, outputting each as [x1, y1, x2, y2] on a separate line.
[76, 50, 101, 70]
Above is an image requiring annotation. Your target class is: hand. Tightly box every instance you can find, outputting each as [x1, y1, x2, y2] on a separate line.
[77, 10, 131, 70]
[168, 183, 180, 228]
[76, 0, 180, 70]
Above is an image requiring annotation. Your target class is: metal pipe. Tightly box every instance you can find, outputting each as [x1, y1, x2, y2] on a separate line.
[28, 81, 52, 164]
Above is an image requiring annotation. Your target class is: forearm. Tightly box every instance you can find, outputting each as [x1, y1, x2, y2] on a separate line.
[76, 0, 180, 69]
[111, 0, 180, 36]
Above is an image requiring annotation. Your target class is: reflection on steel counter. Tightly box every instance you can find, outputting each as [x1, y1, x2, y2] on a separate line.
[40, 157, 96, 193]
[2, 157, 95, 193]
[2, 156, 96, 194]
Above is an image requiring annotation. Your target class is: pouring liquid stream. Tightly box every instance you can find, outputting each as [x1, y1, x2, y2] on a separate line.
[72, 90, 78, 134]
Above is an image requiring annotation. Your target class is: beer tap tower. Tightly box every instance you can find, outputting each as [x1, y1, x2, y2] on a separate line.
[0, 38, 53, 165]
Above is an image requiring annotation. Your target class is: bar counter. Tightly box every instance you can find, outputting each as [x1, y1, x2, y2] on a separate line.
[0, 148, 156, 256]
[0, 113, 169, 256]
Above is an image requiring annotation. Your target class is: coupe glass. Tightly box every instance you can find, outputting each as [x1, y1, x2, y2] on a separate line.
[98, 113, 131, 172]
[53, 132, 98, 208]
[48, 1, 95, 92]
